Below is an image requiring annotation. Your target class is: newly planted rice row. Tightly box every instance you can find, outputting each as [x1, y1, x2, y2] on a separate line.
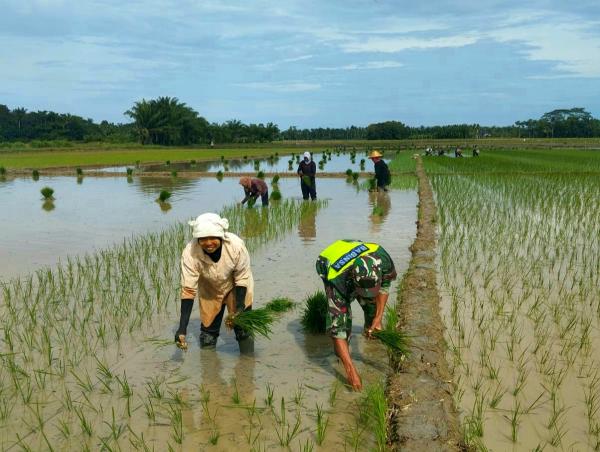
[0, 199, 329, 450]
[432, 171, 600, 450]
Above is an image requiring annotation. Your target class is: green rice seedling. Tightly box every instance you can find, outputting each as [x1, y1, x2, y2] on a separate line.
[40, 186, 55, 200]
[157, 190, 171, 202]
[225, 308, 274, 339]
[272, 174, 280, 184]
[275, 408, 302, 446]
[345, 168, 353, 177]
[209, 427, 220, 445]
[361, 382, 388, 451]
[293, 384, 305, 406]
[247, 197, 257, 208]
[126, 167, 133, 176]
[216, 170, 224, 181]
[171, 170, 178, 177]
[32, 169, 40, 180]
[0, 166, 5, 175]
[300, 291, 328, 334]
[270, 189, 282, 201]
[74, 405, 93, 437]
[257, 170, 265, 179]
[166, 160, 171, 165]
[56, 417, 71, 439]
[232, 378, 241, 404]
[352, 172, 359, 182]
[76, 167, 83, 176]
[265, 383, 274, 407]
[265, 297, 295, 312]
[143, 398, 156, 422]
[329, 381, 340, 407]
[168, 404, 184, 444]
[315, 403, 329, 445]
[299, 438, 314, 452]
[190, 159, 196, 165]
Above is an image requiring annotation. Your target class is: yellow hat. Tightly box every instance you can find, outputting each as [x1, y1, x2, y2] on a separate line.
[369, 150, 383, 158]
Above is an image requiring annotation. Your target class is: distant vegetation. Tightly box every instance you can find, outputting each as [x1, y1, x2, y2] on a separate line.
[2, 99, 600, 148]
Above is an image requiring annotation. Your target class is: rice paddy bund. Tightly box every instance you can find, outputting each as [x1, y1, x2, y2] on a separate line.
[427, 150, 600, 450]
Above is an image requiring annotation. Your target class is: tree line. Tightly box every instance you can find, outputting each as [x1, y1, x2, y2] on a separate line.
[1, 99, 599, 146]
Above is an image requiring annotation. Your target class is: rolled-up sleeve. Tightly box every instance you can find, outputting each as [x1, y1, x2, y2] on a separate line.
[232, 244, 252, 287]
[180, 246, 199, 299]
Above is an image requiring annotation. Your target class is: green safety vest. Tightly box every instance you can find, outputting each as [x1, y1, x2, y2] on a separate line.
[319, 240, 380, 281]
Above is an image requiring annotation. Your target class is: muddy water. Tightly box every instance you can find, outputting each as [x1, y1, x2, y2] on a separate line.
[0, 176, 416, 449]
[108, 187, 416, 450]
[95, 151, 392, 174]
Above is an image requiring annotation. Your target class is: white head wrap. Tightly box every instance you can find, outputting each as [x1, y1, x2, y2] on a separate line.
[188, 213, 229, 239]
[303, 151, 311, 160]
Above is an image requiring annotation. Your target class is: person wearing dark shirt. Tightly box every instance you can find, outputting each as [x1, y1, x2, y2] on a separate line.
[369, 150, 390, 192]
[239, 176, 269, 206]
[297, 151, 317, 200]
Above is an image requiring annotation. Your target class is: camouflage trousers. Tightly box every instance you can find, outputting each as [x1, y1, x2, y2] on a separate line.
[324, 285, 377, 340]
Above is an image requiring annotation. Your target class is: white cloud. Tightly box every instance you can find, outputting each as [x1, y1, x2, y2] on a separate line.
[339, 34, 479, 53]
[234, 81, 321, 92]
[315, 61, 403, 71]
[487, 17, 600, 77]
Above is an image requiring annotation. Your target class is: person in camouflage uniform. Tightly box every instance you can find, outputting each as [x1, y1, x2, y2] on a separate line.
[316, 239, 397, 390]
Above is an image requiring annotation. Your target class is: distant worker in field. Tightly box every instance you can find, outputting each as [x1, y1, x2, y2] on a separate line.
[175, 213, 254, 353]
[297, 151, 317, 200]
[472, 146, 480, 157]
[369, 150, 391, 192]
[316, 240, 397, 390]
[239, 176, 269, 206]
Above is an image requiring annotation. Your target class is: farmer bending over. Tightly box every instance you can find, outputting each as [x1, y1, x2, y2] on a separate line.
[239, 176, 269, 207]
[175, 213, 254, 353]
[316, 240, 397, 390]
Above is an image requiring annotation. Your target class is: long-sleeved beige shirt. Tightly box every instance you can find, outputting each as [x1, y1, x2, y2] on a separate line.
[180, 232, 254, 327]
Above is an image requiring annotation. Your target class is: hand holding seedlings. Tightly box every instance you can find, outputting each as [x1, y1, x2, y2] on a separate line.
[315, 240, 397, 389]
[177, 213, 255, 352]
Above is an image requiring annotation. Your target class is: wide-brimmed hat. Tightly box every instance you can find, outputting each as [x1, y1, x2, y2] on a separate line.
[369, 150, 383, 159]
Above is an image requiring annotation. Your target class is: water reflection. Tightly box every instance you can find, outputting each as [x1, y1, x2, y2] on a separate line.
[368, 191, 391, 232]
[133, 176, 198, 197]
[42, 200, 55, 212]
[298, 203, 317, 242]
[158, 201, 172, 213]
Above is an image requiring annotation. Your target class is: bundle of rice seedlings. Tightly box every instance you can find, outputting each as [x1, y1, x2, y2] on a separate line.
[158, 190, 171, 202]
[272, 174, 280, 185]
[257, 170, 265, 179]
[300, 291, 328, 334]
[225, 308, 274, 339]
[371, 329, 409, 355]
[40, 186, 54, 200]
[270, 189, 282, 201]
[126, 167, 134, 176]
[216, 170, 223, 181]
[368, 178, 377, 191]
[0, 166, 6, 176]
[345, 169, 353, 177]
[265, 297, 295, 313]
[171, 170, 178, 178]
[247, 197, 257, 208]
[76, 167, 83, 176]
[32, 169, 40, 180]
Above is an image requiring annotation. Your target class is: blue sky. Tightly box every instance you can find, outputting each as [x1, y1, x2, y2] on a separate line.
[1, 0, 599, 128]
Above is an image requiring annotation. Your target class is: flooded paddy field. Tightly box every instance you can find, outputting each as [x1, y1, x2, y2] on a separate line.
[0, 174, 417, 450]
[432, 170, 600, 450]
[92, 150, 394, 176]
